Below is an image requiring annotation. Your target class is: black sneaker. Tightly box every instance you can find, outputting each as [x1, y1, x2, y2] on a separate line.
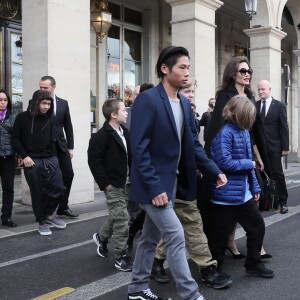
[115, 252, 133, 272]
[150, 258, 170, 283]
[128, 288, 171, 300]
[92, 233, 108, 257]
[246, 263, 274, 278]
[201, 265, 232, 289]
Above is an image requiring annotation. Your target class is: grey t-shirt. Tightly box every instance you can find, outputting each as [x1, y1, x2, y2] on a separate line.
[169, 97, 184, 172]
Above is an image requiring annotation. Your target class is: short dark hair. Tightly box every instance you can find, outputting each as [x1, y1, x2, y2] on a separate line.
[40, 76, 56, 86]
[156, 46, 190, 79]
[222, 95, 256, 130]
[139, 83, 154, 93]
[0, 89, 12, 110]
[102, 98, 123, 121]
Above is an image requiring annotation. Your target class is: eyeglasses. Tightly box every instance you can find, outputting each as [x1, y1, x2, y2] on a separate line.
[237, 68, 253, 76]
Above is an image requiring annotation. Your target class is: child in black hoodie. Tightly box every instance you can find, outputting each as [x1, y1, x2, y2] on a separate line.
[12, 90, 66, 236]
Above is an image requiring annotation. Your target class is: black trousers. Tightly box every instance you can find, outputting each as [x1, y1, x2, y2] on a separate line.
[268, 152, 288, 204]
[56, 147, 74, 211]
[24, 156, 65, 223]
[209, 199, 265, 270]
[0, 156, 15, 221]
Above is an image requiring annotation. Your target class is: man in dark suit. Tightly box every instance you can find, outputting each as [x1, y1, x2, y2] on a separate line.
[256, 80, 289, 214]
[39, 76, 78, 218]
[127, 46, 227, 300]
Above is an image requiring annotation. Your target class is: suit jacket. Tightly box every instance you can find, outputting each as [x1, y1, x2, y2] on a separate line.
[255, 98, 289, 153]
[53, 96, 74, 152]
[130, 83, 221, 204]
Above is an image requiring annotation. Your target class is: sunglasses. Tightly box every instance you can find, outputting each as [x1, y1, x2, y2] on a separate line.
[237, 68, 253, 76]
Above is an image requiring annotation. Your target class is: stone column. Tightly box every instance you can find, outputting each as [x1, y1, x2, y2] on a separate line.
[293, 49, 300, 161]
[165, 0, 223, 117]
[22, 0, 94, 204]
[244, 26, 287, 98]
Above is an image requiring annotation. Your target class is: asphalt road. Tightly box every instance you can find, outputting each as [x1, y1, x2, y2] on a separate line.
[0, 185, 300, 300]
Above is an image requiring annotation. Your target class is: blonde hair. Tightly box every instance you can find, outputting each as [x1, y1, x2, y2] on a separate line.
[222, 95, 256, 130]
[179, 78, 197, 91]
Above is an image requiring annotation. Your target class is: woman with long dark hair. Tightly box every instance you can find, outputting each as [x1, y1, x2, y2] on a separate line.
[200, 57, 271, 258]
[0, 89, 17, 227]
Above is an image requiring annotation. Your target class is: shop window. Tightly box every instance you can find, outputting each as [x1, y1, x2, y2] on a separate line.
[107, 4, 142, 107]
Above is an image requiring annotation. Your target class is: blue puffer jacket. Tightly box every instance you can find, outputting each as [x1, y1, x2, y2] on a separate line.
[210, 122, 261, 205]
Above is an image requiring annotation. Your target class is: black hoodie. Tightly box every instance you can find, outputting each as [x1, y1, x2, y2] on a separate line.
[12, 90, 57, 159]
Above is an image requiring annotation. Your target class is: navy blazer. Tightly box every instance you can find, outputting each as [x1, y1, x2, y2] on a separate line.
[53, 96, 74, 152]
[130, 83, 221, 204]
[255, 98, 289, 153]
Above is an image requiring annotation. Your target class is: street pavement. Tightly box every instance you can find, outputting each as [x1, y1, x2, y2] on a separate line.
[0, 160, 300, 300]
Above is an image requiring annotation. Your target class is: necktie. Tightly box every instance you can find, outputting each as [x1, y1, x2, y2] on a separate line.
[261, 100, 266, 121]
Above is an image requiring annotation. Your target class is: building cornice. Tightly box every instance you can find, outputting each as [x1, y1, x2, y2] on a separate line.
[165, 0, 223, 11]
[244, 26, 287, 40]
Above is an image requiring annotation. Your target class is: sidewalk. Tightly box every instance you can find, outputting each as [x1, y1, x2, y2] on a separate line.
[1, 157, 300, 238]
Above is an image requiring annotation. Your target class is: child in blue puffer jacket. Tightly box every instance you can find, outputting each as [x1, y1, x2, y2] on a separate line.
[209, 95, 274, 279]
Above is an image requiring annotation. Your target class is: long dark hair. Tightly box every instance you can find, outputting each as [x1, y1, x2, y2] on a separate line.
[216, 57, 253, 97]
[0, 89, 12, 110]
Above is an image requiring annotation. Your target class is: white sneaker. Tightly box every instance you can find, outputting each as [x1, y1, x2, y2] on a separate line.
[46, 216, 66, 229]
[38, 224, 52, 236]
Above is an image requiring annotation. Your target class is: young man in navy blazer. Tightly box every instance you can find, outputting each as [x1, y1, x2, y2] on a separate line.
[127, 46, 227, 300]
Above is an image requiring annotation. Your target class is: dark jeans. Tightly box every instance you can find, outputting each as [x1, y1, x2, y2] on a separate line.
[0, 156, 15, 221]
[129, 210, 146, 236]
[24, 156, 65, 223]
[268, 152, 288, 204]
[209, 199, 265, 270]
[56, 147, 74, 211]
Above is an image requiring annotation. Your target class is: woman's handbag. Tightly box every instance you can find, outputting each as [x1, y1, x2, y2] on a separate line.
[258, 170, 278, 211]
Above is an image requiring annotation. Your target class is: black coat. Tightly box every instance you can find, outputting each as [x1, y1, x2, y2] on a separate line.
[205, 85, 272, 177]
[87, 122, 131, 191]
[53, 96, 74, 152]
[255, 98, 289, 153]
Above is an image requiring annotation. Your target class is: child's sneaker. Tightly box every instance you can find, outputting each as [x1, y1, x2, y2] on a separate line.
[115, 252, 133, 271]
[93, 233, 108, 257]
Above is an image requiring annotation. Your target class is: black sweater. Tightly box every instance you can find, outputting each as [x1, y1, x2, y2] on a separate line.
[12, 111, 56, 159]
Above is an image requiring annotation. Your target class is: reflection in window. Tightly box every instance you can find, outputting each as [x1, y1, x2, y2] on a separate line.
[107, 26, 120, 99]
[11, 33, 23, 114]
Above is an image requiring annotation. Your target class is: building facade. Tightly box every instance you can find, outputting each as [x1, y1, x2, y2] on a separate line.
[0, 0, 299, 205]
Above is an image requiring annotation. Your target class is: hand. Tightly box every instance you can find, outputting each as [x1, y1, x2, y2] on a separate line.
[257, 160, 264, 171]
[216, 174, 227, 188]
[152, 192, 168, 206]
[23, 156, 35, 168]
[252, 161, 256, 169]
[254, 193, 260, 201]
[282, 150, 289, 157]
[68, 149, 74, 159]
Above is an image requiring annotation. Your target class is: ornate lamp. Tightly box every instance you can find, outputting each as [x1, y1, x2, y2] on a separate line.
[245, 0, 257, 20]
[15, 36, 22, 57]
[91, 0, 112, 43]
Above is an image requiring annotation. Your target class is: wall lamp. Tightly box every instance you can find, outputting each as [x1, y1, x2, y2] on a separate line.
[245, 0, 257, 20]
[91, 0, 112, 43]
